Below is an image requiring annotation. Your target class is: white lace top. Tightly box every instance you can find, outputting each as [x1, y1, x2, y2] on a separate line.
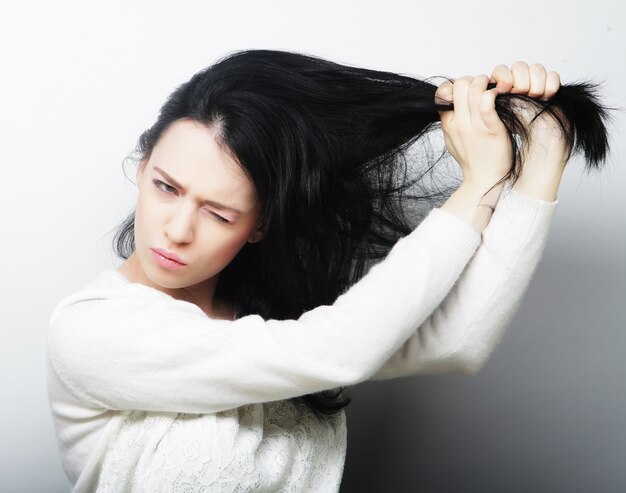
[47, 184, 558, 492]
[91, 401, 346, 492]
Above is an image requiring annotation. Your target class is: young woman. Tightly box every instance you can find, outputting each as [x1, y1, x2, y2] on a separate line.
[47, 50, 610, 492]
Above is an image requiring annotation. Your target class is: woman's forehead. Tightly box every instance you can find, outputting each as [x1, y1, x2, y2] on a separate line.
[149, 120, 258, 208]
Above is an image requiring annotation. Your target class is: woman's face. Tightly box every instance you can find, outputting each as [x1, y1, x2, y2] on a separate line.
[124, 118, 264, 302]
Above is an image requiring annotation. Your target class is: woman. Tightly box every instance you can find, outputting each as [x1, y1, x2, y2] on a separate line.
[47, 50, 610, 491]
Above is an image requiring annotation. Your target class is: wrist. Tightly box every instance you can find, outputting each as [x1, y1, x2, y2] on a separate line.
[441, 180, 505, 233]
[513, 157, 565, 202]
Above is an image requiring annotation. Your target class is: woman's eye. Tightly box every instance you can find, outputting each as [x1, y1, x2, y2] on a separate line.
[208, 211, 230, 224]
[153, 179, 177, 194]
[201, 206, 231, 224]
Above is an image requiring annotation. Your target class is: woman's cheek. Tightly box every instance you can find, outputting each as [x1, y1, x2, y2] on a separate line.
[213, 228, 254, 259]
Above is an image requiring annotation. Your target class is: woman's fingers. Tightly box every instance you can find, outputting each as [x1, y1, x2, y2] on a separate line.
[435, 73, 511, 180]
[468, 74, 489, 122]
[510, 61, 531, 94]
[435, 80, 453, 104]
[452, 76, 473, 124]
[435, 61, 561, 138]
[490, 61, 561, 100]
[479, 88, 503, 133]
[436, 75, 503, 133]
[435, 61, 566, 186]
[469, 74, 504, 133]
[489, 64, 513, 93]
[435, 80, 454, 130]
[528, 63, 547, 97]
[544, 71, 561, 100]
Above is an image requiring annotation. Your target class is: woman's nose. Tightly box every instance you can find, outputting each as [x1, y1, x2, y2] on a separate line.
[164, 203, 195, 244]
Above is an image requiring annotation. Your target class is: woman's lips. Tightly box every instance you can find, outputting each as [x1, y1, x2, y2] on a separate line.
[150, 248, 186, 269]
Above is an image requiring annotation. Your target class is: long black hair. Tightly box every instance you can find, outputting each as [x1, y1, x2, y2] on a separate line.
[113, 49, 613, 419]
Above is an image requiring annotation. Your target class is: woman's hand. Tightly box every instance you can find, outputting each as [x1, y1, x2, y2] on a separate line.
[438, 61, 567, 230]
[436, 73, 510, 188]
[491, 62, 571, 201]
[491, 62, 569, 166]
[435, 62, 565, 189]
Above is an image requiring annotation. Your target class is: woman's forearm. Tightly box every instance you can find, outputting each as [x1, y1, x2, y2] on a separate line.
[441, 180, 506, 234]
[512, 113, 570, 202]
[441, 154, 565, 233]
[370, 184, 559, 380]
[512, 156, 566, 202]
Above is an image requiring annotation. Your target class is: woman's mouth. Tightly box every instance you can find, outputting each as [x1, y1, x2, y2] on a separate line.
[150, 248, 186, 269]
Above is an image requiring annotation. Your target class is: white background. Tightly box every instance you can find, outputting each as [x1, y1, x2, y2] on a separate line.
[1, 1, 624, 491]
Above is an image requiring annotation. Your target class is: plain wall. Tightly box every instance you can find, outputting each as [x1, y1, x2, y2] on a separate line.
[1, 1, 624, 491]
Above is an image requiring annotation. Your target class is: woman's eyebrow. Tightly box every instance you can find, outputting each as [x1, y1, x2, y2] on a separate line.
[153, 166, 243, 214]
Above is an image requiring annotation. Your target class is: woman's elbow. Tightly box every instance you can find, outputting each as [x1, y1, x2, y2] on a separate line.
[449, 344, 490, 376]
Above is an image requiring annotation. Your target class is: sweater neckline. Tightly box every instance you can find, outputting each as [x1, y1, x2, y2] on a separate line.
[101, 268, 173, 301]
[102, 268, 240, 320]
[105, 268, 131, 284]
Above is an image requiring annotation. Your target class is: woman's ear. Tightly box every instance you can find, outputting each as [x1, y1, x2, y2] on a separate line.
[247, 216, 266, 244]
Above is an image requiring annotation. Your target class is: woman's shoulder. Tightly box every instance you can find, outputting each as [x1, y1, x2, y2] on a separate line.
[48, 269, 174, 326]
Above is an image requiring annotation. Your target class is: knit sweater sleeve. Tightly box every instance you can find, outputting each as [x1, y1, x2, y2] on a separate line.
[369, 183, 559, 380]
[47, 206, 480, 415]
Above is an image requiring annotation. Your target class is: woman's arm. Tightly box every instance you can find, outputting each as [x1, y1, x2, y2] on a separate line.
[369, 181, 559, 380]
[47, 62, 558, 414]
[369, 159, 564, 381]
[48, 202, 481, 415]
[370, 63, 569, 379]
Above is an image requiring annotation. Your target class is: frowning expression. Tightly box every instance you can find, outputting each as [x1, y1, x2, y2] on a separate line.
[131, 118, 264, 294]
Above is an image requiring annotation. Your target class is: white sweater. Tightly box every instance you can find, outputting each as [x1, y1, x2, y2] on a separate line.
[47, 183, 558, 492]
